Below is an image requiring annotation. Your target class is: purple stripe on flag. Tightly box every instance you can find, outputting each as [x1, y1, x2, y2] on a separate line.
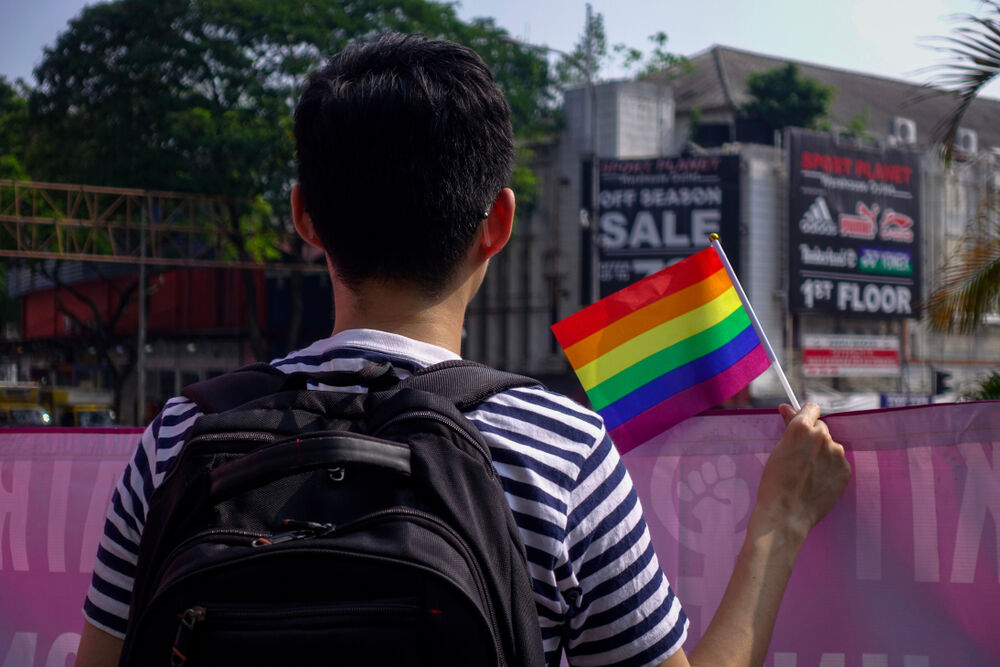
[598, 324, 762, 431]
[609, 345, 770, 454]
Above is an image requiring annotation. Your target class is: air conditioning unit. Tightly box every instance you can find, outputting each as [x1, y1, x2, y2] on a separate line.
[890, 117, 917, 145]
[955, 127, 978, 154]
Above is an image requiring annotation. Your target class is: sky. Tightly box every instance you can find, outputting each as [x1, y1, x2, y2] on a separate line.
[1, 0, 997, 97]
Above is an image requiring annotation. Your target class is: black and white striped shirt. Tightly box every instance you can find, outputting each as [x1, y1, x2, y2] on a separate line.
[84, 329, 688, 666]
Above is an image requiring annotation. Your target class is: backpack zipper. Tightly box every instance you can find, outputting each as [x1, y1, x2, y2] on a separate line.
[167, 520, 335, 557]
[171, 600, 419, 665]
[249, 507, 498, 644]
[250, 520, 334, 547]
[145, 507, 504, 667]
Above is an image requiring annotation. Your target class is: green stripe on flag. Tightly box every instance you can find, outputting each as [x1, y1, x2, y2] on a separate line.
[586, 307, 754, 412]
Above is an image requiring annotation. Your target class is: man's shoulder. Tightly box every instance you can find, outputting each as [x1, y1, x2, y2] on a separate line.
[485, 382, 604, 433]
[470, 381, 609, 473]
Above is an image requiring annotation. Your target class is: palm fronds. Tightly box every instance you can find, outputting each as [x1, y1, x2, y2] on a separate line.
[926, 203, 1000, 332]
[923, 1, 1000, 159]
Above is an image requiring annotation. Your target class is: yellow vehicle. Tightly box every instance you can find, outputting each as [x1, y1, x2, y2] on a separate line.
[38, 387, 117, 427]
[0, 400, 53, 426]
[66, 403, 117, 427]
[0, 383, 53, 426]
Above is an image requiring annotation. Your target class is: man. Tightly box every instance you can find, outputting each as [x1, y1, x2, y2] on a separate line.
[76, 33, 849, 666]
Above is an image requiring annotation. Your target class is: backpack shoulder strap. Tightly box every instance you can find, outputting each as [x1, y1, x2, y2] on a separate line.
[403, 359, 543, 411]
[181, 358, 540, 415]
[181, 362, 288, 414]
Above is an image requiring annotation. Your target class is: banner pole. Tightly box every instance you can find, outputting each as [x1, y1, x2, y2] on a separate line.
[709, 234, 801, 411]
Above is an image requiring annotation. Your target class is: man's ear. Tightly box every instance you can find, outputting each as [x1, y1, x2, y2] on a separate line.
[291, 184, 325, 251]
[479, 188, 515, 260]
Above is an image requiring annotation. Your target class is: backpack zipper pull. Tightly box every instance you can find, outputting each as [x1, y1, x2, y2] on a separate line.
[251, 520, 334, 547]
[171, 606, 206, 665]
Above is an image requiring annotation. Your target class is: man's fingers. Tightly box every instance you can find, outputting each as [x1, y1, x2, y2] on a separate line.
[792, 402, 821, 427]
[778, 403, 797, 425]
[778, 402, 820, 427]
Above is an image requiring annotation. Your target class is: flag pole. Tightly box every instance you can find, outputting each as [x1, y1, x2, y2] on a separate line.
[709, 234, 801, 411]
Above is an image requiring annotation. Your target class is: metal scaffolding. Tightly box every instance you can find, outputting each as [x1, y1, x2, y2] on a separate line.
[1, 179, 326, 422]
[0, 180, 324, 272]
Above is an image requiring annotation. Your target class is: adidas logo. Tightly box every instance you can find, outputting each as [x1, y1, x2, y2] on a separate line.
[798, 196, 838, 236]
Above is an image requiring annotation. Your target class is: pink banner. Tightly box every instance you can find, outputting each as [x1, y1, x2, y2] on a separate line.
[625, 401, 1000, 666]
[0, 428, 139, 667]
[3, 403, 999, 665]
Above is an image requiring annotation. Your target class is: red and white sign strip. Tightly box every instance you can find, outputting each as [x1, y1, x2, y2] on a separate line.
[802, 333, 900, 377]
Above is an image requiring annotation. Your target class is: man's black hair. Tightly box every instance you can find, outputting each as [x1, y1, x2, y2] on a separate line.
[294, 33, 515, 293]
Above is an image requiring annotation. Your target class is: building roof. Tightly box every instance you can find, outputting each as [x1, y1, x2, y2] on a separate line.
[653, 45, 1000, 149]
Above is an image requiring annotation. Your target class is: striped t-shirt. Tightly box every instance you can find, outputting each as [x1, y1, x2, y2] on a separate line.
[84, 329, 688, 666]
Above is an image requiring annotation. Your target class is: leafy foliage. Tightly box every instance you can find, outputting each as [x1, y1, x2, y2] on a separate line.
[28, 0, 556, 203]
[843, 108, 872, 141]
[23, 0, 559, 362]
[739, 63, 835, 134]
[0, 76, 29, 179]
[925, 200, 1000, 332]
[923, 1, 1000, 159]
[554, 5, 606, 86]
[963, 370, 1000, 400]
[554, 6, 687, 85]
[623, 32, 690, 79]
[922, 3, 1000, 332]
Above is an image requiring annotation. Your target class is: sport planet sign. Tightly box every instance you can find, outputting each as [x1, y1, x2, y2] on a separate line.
[597, 156, 740, 297]
[787, 129, 921, 318]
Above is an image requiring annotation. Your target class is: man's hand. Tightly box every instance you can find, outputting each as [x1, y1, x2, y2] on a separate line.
[753, 402, 851, 543]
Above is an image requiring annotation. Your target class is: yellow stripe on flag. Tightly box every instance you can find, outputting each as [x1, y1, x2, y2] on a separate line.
[574, 287, 743, 390]
[563, 268, 733, 369]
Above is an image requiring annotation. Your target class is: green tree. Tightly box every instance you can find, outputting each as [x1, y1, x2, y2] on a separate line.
[925, 202, 1000, 333]
[0, 76, 29, 180]
[843, 108, 872, 141]
[0, 78, 31, 332]
[27, 0, 557, 358]
[29, 0, 555, 196]
[962, 370, 1000, 400]
[554, 4, 607, 86]
[739, 62, 835, 134]
[555, 5, 687, 85]
[923, 1, 1000, 332]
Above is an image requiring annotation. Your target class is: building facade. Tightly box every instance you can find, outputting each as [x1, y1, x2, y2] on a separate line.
[463, 45, 1000, 409]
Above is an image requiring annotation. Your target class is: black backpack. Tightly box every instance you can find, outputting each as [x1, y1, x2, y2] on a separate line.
[119, 360, 547, 667]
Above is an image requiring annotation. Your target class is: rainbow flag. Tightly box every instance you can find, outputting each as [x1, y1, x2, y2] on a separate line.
[551, 246, 771, 454]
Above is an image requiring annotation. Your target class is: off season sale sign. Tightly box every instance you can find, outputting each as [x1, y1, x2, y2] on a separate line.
[597, 156, 740, 297]
[787, 129, 921, 318]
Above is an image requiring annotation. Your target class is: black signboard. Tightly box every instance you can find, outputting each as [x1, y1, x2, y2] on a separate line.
[788, 129, 921, 318]
[596, 156, 741, 297]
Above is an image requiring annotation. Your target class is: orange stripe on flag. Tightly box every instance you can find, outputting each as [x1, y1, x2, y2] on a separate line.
[563, 267, 734, 369]
[551, 248, 724, 349]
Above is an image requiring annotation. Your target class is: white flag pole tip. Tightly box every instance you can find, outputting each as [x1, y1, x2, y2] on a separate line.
[708, 235, 801, 411]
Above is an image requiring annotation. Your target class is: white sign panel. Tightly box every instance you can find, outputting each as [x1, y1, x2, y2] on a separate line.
[802, 334, 901, 377]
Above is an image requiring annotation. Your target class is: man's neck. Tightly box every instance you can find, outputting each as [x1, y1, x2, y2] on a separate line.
[329, 278, 471, 355]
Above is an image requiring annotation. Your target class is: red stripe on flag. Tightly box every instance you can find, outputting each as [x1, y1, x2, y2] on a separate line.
[551, 247, 723, 349]
[608, 345, 770, 455]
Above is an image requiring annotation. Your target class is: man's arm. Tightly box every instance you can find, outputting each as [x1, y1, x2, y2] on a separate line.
[75, 621, 123, 667]
[658, 402, 851, 667]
